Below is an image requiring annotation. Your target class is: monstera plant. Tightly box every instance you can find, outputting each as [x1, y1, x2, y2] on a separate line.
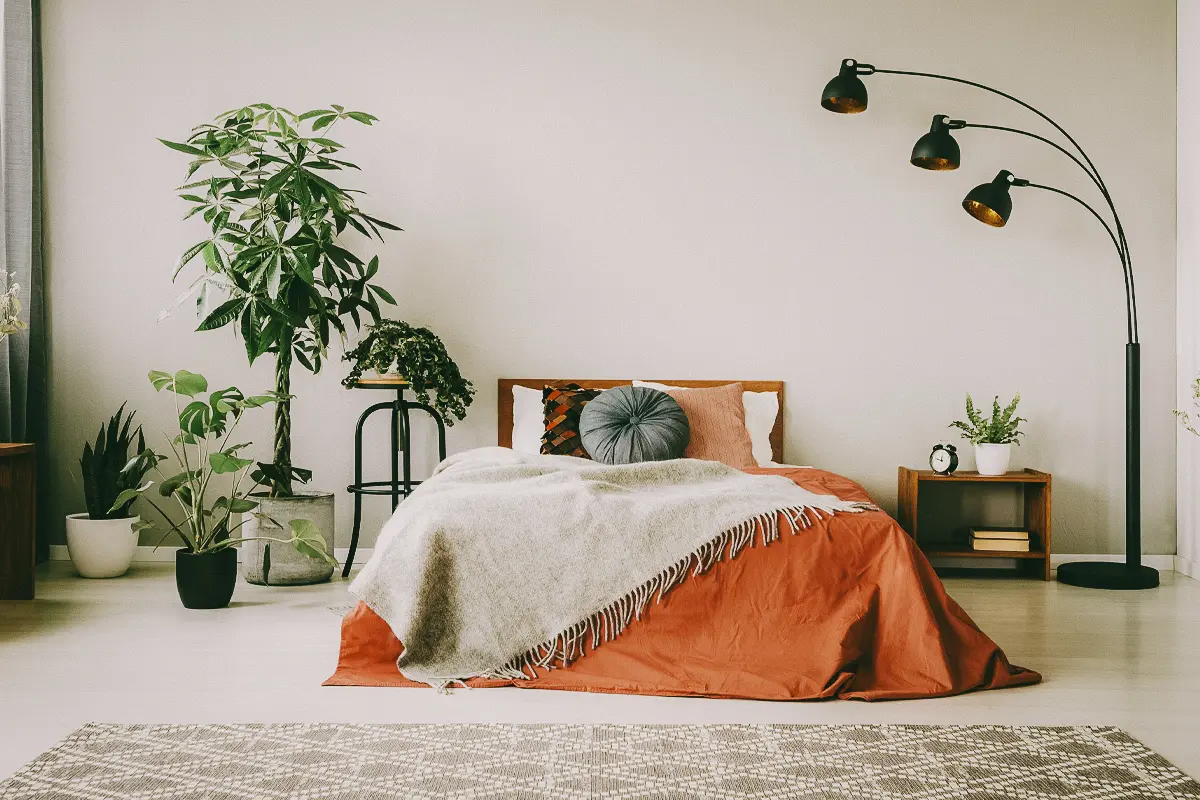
[161, 104, 400, 586]
[117, 370, 335, 607]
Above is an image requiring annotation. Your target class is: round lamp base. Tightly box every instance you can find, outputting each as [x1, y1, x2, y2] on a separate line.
[1056, 561, 1159, 590]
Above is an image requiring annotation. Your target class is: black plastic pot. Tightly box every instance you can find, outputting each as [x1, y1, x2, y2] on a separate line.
[175, 547, 237, 609]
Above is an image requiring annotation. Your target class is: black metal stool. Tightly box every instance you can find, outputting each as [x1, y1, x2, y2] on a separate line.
[343, 377, 446, 576]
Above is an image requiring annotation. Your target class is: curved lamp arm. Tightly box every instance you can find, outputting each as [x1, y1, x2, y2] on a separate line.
[956, 121, 1136, 338]
[1021, 182, 1124, 261]
[848, 62, 1138, 342]
[975, 174, 1133, 342]
[865, 65, 1109, 192]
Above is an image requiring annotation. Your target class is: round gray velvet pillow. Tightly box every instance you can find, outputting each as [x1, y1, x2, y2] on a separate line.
[579, 386, 691, 465]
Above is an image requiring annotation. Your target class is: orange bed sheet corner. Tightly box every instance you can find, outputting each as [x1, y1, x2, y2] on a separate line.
[325, 467, 1040, 700]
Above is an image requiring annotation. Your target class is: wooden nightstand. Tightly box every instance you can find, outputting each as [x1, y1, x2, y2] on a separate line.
[0, 443, 36, 600]
[896, 467, 1052, 581]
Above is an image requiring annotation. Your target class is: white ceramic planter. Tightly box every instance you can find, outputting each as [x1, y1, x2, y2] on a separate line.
[65, 514, 139, 578]
[974, 443, 1013, 476]
[240, 491, 336, 585]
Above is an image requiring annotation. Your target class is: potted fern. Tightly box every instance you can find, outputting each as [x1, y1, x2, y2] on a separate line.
[66, 405, 155, 578]
[950, 393, 1026, 476]
[161, 104, 398, 585]
[342, 320, 475, 424]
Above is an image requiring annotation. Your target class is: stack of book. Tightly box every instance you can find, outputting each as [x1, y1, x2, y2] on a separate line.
[969, 527, 1031, 552]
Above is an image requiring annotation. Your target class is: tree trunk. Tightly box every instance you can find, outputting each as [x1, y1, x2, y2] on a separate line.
[272, 335, 293, 497]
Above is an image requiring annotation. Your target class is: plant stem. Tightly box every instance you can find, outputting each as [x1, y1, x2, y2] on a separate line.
[272, 332, 294, 497]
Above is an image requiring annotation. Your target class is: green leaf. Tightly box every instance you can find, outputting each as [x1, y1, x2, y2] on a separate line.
[311, 114, 338, 131]
[298, 108, 333, 121]
[368, 284, 396, 304]
[308, 137, 342, 148]
[266, 255, 282, 300]
[242, 394, 274, 408]
[346, 111, 377, 124]
[197, 298, 245, 331]
[179, 400, 213, 436]
[150, 369, 208, 397]
[209, 386, 244, 414]
[107, 482, 151, 514]
[288, 518, 336, 565]
[178, 242, 211, 276]
[362, 214, 401, 231]
[158, 470, 198, 497]
[148, 370, 174, 391]
[209, 451, 255, 474]
[159, 138, 207, 156]
[201, 241, 226, 272]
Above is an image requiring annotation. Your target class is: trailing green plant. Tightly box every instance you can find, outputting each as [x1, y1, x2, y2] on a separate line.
[950, 393, 1026, 445]
[110, 369, 334, 563]
[79, 403, 155, 520]
[161, 104, 399, 497]
[342, 320, 475, 424]
[1176, 377, 1200, 437]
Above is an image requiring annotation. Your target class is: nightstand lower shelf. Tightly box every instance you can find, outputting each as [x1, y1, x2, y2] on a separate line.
[923, 549, 1046, 560]
[897, 467, 1053, 581]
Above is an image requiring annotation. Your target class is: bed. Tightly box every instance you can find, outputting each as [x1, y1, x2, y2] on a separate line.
[326, 378, 1038, 700]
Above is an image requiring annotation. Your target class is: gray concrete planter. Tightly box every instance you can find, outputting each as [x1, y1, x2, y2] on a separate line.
[240, 491, 336, 585]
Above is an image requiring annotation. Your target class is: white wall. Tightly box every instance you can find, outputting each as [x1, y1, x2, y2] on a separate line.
[1178, 0, 1198, 577]
[42, 0, 1177, 554]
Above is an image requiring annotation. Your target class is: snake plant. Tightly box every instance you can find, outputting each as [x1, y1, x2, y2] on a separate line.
[80, 404, 153, 519]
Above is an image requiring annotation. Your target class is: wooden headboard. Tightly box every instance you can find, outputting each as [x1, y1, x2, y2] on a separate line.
[497, 379, 785, 463]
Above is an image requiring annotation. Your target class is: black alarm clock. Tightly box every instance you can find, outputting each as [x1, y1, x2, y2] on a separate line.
[929, 443, 958, 475]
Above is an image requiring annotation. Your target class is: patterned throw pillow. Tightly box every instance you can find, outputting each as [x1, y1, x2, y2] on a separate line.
[541, 383, 602, 458]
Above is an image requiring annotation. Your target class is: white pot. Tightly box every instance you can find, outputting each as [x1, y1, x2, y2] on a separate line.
[974, 443, 1013, 476]
[65, 514, 139, 578]
[240, 491, 336, 586]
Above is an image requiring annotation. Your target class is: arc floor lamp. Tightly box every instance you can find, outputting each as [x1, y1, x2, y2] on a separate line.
[821, 58, 1158, 590]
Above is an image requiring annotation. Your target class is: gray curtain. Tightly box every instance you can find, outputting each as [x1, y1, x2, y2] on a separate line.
[0, 0, 47, 559]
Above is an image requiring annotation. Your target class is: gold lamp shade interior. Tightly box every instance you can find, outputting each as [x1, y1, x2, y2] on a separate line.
[912, 155, 958, 170]
[963, 198, 1007, 227]
[822, 95, 866, 113]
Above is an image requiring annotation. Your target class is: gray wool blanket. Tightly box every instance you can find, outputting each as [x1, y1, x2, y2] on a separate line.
[350, 447, 874, 688]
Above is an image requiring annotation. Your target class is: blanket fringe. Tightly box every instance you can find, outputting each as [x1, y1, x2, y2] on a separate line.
[482, 501, 875, 681]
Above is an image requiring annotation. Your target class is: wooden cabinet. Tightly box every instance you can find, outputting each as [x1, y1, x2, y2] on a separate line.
[0, 443, 36, 599]
[897, 467, 1052, 581]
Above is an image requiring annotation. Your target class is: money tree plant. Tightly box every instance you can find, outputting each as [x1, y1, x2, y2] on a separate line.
[161, 104, 399, 497]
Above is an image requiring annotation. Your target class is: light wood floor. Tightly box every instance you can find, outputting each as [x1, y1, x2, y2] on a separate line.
[2, 562, 1199, 781]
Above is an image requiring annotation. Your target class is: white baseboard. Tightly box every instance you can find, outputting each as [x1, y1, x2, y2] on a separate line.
[50, 546, 1175, 574]
[49, 545, 375, 565]
[1175, 554, 1200, 579]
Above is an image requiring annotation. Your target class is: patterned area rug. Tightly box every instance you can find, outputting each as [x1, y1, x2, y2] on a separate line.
[1, 723, 1196, 799]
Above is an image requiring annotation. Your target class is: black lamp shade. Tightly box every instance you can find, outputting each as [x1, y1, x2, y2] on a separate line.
[962, 170, 1015, 227]
[910, 117, 960, 170]
[821, 64, 868, 113]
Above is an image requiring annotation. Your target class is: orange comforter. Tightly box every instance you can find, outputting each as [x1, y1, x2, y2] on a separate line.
[326, 467, 1039, 700]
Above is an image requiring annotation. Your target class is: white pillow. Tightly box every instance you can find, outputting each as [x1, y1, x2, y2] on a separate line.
[633, 381, 779, 466]
[511, 385, 546, 454]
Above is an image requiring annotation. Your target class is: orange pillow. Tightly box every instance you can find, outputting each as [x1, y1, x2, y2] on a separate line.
[664, 383, 756, 469]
